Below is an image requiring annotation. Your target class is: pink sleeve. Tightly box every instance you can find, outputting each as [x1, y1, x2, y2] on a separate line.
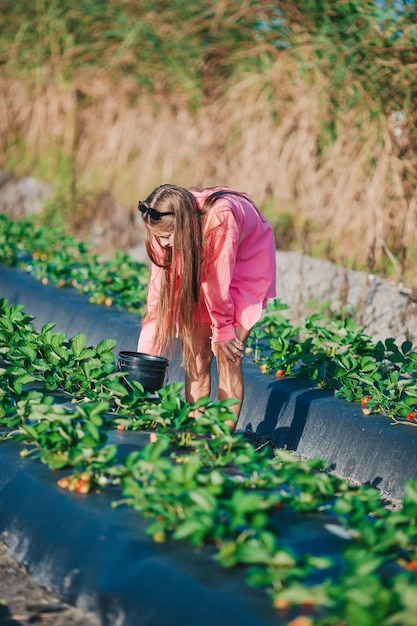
[201, 208, 239, 343]
[137, 263, 163, 354]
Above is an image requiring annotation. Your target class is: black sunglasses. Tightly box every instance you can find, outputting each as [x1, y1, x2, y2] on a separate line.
[138, 201, 174, 221]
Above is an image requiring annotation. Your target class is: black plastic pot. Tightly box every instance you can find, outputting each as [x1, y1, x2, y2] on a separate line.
[117, 351, 169, 392]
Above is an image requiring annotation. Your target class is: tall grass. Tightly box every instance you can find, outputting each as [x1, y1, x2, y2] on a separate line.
[0, 0, 416, 285]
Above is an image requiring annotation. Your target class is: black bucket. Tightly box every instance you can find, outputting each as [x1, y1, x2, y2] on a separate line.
[117, 351, 169, 393]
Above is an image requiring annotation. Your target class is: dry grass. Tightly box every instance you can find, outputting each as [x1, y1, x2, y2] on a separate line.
[0, 52, 416, 286]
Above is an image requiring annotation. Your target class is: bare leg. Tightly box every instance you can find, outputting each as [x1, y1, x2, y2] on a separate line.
[184, 322, 213, 406]
[215, 326, 252, 430]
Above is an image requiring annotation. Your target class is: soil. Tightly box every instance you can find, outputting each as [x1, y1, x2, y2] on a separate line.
[0, 541, 100, 626]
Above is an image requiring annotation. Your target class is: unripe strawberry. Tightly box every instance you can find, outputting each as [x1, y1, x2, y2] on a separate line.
[77, 482, 90, 494]
[288, 617, 314, 626]
[273, 598, 290, 610]
[67, 478, 78, 492]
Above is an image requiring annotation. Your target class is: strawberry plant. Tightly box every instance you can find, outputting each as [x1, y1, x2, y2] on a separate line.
[0, 215, 149, 313]
[251, 299, 417, 426]
[14, 398, 117, 469]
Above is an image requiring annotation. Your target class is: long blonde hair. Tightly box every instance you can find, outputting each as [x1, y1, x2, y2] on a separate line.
[141, 184, 204, 373]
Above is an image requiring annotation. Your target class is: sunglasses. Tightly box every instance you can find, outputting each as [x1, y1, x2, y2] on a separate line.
[138, 201, 174, 221]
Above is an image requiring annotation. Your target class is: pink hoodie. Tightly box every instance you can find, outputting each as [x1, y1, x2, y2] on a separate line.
[138, 187, 276, 352]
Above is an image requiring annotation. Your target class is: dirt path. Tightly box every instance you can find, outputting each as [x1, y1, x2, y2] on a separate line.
[0, 541, 100, 626]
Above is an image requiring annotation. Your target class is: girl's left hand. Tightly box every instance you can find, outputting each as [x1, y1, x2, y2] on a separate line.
[216, 338, 245, 362]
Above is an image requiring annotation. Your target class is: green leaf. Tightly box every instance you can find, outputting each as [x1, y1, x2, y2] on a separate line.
[48, 345, 68, 358]
[402, 341, 413, 355]
[99, 350, 115, 364]
[20, 424, 40, 440]
[18, 372, 37, 384]
[40, 322, 57, 333]
[50, 332, 66, 345]
[70, 333, 87, 357]
[79, 348, 97, 360]
[188, 489, 217, 513]
[84, 421, 101, 442]
[89, 401, 109, 418]
[105, 380, 129, 395]
[13, 373, 36, 392]
[17, 345, 37, 360]
[97, 338, 117, 353]
[0, 318, 13, 333]
[173, 520, 206, 540]
[235, 540, 273, 565]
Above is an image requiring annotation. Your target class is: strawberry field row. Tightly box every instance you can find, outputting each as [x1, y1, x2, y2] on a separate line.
[1, 213, 416, 427]
[1, 297, 417, 625]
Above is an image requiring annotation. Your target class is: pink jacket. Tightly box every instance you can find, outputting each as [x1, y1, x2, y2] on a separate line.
[138, 187, 276, 352]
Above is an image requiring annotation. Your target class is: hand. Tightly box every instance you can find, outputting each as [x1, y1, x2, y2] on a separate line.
[216, 338, 245, 362]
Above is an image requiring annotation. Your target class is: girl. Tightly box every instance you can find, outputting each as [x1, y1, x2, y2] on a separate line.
[137, 184, 276, 429]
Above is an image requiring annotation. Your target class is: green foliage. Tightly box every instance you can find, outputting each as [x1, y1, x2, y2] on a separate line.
[0, 0, 280, 98]
[2, 214, 417, 622]
[283, 0, 417, 112]
[1, 0, 414, 115]
[250, 298, 417, 425]
[2, 210, 417, 425]
[2, 212, 417, 427]
[0, 214, 149, 313]
[1, 293, 417, 624]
